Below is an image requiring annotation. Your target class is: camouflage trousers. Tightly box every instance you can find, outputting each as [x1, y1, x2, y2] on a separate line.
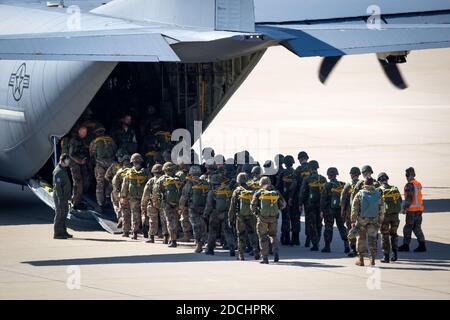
[356, 217, 380, 257]
[403, 211, 425, 244]
[206, 211, 236, 251]
[236, 215, 259, 254]
[121, 198, 131, 233]
[70, 163, 89, 206]
[53, 198, 69, 236]
[344, 209, 356, 248]
[111, 190, 121, 220]
[163, 204, 179, 241]
[129, 198, 142, 233]
[305, 205, 322, 246]
[180, 207, 192, 235]
[257, 216, 279, 257]
[147, 205, 168, 236]
[188, 207, 206, 243]
[380, 214, 400, 254]
[94, 164, 111, 206]
[323, 208, 348, 244]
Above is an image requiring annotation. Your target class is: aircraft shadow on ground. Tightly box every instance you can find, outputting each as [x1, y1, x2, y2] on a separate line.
[423, 199, 450, 213]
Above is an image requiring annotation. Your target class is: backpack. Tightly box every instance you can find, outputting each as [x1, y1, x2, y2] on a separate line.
[163, 176, 182, 206]
[214, 186, 232, 212]
[308, 176, 326, 205]
[238, 188, 254, 216]
[330, 181, 345, 209]
[95, 136, 115, 166]
[381, 185, 402, 215]
[127, 168, 147, 198]
[259, 190, 280, 217]
[191, 180, 209, 207]
[360, 190, 381, 218]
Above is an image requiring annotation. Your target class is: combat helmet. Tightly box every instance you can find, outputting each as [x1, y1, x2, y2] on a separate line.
[236, 172, 248, 184]
[361, 165, 373, 174]
[259, 176, 271, 186]
[308, 160, 319, 170]
[327, 167, 339, 176]
[297, 151, 309, 161]
[130, 153, 144, 163]
[151, 164, 163, 174]
[189, 165, 202, 176]
[377, 172, 389, 181]
[162, 162, 176, 172]
[350, 167, 361, 175]
[251, 166, 262, 175]
[283, 155, 295, 166]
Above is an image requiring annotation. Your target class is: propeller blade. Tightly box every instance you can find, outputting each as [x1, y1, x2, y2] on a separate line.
[378, 59, 408, 90]
[319, 56, 342, 84]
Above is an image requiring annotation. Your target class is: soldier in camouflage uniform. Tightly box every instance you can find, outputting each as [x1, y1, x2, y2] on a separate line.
[277, 155, 296, 246]
[176, 163, 193, 242]
[112, 162, 132, 233]
[299, 160, 327, 251]
[89, 126, 117, 209]
[288, 151, 310, 246]
[320, 167, 349, 253]
[251, 176, 286, 264]
[68, 126, 90, 210]
[179, 165, 209, 252]
[112, 114, 138, 155]
[351, 177, 385, 266]
[340, 167, 361, 257]
[228, 173, 260, 261]
[105, 150, 130, 226]
[121, 153, 148, 240]
[204, 174, 236, 256]
[153, 162, 183, 247]
[378, 172, 402, 263]
[141, 164, 168, 244]
[52, 154, 73, 239]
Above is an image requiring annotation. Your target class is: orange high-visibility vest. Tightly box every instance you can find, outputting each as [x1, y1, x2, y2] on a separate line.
[405, 179, 424, 212]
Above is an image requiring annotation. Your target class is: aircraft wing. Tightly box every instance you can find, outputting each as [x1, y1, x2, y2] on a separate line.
[255, 0, 450, 57]
[0, 29, 181, 62]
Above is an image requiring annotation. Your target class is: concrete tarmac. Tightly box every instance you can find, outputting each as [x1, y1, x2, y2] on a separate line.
[1, 47, 450, 299]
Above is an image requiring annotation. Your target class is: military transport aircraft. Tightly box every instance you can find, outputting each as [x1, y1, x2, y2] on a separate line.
[1, 0, 450, 215]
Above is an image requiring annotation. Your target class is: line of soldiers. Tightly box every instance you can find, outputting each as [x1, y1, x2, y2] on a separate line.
[53, 142, 427, 266]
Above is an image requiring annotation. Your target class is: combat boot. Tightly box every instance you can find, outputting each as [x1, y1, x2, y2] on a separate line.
[413, 241, 426, 252]
[305, 236, 311, 248]
[132, 232, 138, 240]
[321, 242, 331, 253]
[355, 255, 365, 266]
[370, 256, 376, 266]
[194, 242, 203, 253]
[344, 241, 350, 254]
[182, 232, 191, 242]
[398, 243, 410, 252]
[274, 253, 279, 263]
[381, 254, 390, 263]
[238, 252, 245, 261]
[168, 240, 177, 248]
[391, 250, 398, 262]
[254, 252, 261, 260]
[163, 235, 169, 244]
[310, 244, 319, 251]
[205, 248, 214, 255]
[292, 233, 300, 246]
[260, 256, 269, 264]
[145, 235, 155, 243]
[122, 231, 130, 238]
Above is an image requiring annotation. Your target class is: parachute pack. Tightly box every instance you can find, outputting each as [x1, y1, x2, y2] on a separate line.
[191, 180, 209, 207]
[238, 188, 254, 216]
[126, 168, 147, 198]
[381, 185, 402, 215]
[214, 186, 232, 212]
[163, 176, 182, 206]
[330, 181, 345, 209]
[259, 190, 280, 217]
[94, 136, 115, 166]
[308, 176, 326, 204]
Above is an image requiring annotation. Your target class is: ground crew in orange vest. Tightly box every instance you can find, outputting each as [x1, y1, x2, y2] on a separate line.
[398, 167, 426, 252]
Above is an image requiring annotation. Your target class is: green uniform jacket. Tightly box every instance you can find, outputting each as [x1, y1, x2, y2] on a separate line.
[52, 164, 72, 201]
[299, 172, 327, 208]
